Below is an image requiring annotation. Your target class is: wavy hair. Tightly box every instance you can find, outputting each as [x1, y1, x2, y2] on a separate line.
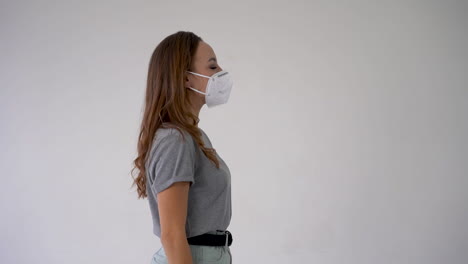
[131, 31, 220, 199]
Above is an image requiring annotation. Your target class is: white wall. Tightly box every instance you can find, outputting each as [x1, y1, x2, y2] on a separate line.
[1, 0, 467, 263]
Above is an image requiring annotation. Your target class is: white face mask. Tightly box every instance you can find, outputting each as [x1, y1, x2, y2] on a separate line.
[186, 70, 233, 108]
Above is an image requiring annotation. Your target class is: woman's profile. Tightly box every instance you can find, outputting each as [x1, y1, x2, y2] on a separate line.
[131, 31, 234, 264]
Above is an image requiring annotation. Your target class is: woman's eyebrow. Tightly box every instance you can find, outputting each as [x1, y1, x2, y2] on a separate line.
[208, 57, 217, 63]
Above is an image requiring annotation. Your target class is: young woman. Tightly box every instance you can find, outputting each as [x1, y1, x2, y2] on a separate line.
[131, 31, 234, 264]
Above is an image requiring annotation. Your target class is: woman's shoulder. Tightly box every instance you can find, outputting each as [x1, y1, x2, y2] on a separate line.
[154, 125, 206, 150]
[155, 126, 191, 143]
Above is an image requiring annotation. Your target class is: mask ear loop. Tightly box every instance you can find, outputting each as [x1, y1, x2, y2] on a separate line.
[186, 71, 209, 95]
[186, 70, 211, 79]
[188, 86, 207, 95]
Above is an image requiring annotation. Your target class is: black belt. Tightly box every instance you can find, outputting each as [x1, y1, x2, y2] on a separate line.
[187, 230, 233, 247]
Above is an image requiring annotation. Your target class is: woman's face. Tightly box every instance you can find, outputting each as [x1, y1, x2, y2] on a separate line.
[185, 41, 223, 95]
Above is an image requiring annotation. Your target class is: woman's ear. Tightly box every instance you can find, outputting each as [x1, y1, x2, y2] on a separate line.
[185, 73, 192, 88]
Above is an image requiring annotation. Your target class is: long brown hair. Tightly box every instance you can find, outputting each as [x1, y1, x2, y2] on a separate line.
[131, 31, 220, 199]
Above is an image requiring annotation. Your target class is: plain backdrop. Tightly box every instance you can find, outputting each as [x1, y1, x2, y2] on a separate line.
[1, 0, 467, 263]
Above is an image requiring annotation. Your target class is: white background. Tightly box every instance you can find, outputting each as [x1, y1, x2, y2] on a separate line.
[1, 0, 467, 263]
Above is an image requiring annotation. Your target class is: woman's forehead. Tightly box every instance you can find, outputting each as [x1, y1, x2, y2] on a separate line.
[194, 42, 216, 63]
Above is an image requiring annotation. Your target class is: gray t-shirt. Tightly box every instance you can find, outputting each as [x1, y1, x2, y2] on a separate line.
[145, 125, 232, 238]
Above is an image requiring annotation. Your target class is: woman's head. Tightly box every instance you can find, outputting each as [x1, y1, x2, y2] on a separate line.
[131, 31, 221, 199]
[186, 41, 234, 108]
[185, 41, 223, 100]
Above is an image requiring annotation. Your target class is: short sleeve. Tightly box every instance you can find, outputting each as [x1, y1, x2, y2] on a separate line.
[148, 129, 196, 194]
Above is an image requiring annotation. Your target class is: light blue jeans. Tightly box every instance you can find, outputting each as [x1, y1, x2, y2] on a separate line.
[150, 230, 232, 264]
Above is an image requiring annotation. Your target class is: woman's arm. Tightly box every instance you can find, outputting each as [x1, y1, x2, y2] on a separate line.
[158, 181, 193, 264]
